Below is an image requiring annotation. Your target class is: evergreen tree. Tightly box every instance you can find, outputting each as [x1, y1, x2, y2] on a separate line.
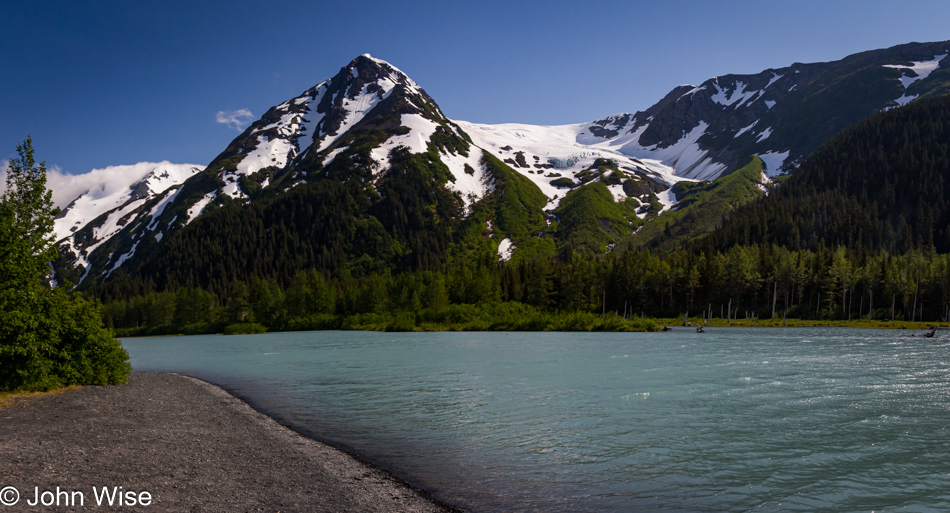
[0, 138, 130, 391]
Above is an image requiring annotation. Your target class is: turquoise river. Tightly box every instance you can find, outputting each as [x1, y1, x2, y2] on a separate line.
[123, 327, 950, 512]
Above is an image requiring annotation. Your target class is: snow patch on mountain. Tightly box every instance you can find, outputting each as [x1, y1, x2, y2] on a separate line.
[106, 240, 139, 278]
[765, 72, 784, 89]
[497, 238, 514, 261]
[297, 84, 329, 152]
[322, 146, 349, 168]
[441, 147, 490, 210]
[884, 53, 948, 88]
[224, 103, 311, 198]
[82, 197, 147, 259]
[606, 182, 628, 204]
[679, 85, 706, 99]
[396, 114, 439, 153]
[456, 121, 599, 205]
[757, 151, 790, 177]
[367, 114, 439, 174]
[621, 122, 726, 180]
[186, 192, 217, 225]
[317, 79, 396, 153]
[656, 189, 679, 215]
[229, 135, 295, 196]
[711, 80, 760, 108]
[735, 121, 758, 138]
[893, 93, 919, 107]
[146, 187, 182, 231]
[757, 170, 771, 194]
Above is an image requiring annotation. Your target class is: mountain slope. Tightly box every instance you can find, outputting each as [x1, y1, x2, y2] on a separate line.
[575, 40, 950, 180]
[705, 92, 950, 253]
[628, 157, 770, 250]
[52, 162, 204, 285]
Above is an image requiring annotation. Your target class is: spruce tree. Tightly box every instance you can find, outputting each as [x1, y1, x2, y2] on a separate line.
[0, 138, 130, 391]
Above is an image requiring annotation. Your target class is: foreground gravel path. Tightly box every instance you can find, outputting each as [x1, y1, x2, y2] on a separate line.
[0, 373, 452, 512]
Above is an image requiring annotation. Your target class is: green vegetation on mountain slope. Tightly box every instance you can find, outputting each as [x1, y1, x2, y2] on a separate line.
[630, 157, 769, 249]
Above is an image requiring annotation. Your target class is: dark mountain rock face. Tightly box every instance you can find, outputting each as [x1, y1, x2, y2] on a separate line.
[583, 40, 950, 179]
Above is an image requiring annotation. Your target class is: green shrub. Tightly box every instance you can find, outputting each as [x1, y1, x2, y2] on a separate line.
[223, 322, 267, 335]
[284, 314, 340, 331]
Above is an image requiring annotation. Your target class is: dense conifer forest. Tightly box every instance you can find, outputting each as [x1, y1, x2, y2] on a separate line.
[705, 94, 950, 253]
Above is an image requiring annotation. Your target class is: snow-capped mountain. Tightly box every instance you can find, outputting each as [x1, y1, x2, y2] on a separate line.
[53, 41, 950, 287]
[54, 54, 483, 285]
[53, 162, 203, 285]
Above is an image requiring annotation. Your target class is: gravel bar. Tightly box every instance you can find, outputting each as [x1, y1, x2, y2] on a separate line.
[0, 372, 454, 512]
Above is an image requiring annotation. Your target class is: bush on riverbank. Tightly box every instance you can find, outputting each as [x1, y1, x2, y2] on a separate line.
[223, 322, 268, 335]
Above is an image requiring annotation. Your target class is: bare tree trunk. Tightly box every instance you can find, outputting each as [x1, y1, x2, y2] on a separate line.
[727, 299, 732, 323]
[868, 289, 873, 321]
[772, 281, 778, 319]
[892, 293, 896, 321]
[912, 277, 919, 323]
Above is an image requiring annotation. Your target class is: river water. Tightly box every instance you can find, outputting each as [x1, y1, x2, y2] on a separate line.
[123, 328, 950, 512]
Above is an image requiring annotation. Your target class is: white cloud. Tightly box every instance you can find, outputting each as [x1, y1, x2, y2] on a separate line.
[1, 161, 123, 209]
[216, 109, 254, 130]
[45, 163, 161, 209]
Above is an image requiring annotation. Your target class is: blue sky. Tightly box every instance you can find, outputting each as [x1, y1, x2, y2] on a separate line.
[2, 0, 949, 178]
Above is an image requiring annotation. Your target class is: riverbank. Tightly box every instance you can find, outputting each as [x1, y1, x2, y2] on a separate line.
[114, 307, 660, 338]
[114, 317, 950, 339]
[656, 317, 950, 330]
[0, 373, 453, 512]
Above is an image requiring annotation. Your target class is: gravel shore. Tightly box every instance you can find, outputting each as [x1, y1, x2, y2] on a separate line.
[0, 373, 453, 512]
